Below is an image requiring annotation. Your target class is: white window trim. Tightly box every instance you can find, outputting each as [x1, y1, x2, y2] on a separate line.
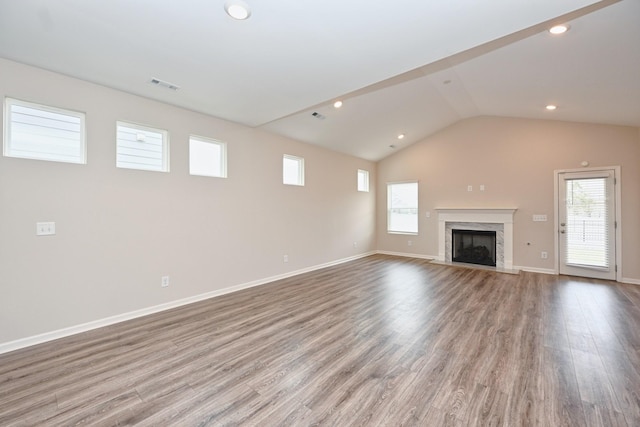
[283, 154, 305, 186]
[189, 135, 227, 178]
[387, 181, 419, 235]
[116, 121, 169, 172]
[4, 97, 87, 164]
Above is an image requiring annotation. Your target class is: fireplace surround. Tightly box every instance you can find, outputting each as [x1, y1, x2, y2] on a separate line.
[435, 208, 517, 270]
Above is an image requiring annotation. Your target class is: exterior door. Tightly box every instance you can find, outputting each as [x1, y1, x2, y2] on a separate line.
[558, 170, 616, 280]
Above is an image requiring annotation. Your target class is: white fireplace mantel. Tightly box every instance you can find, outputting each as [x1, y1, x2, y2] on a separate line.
[435, 208, 517, 270]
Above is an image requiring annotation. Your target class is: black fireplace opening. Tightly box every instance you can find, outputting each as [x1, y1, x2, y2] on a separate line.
[452, 229, 497, 267]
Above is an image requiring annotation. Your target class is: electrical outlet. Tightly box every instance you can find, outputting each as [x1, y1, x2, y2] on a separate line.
[283, 255, 289, 263]
[353, 242, 357, 248]
[408, 240, 413, 246]
[467, 185, 473, 192]
[36, 222, 56, 236]
[161, 276, 170, 287]
[541, 251, 548, 259]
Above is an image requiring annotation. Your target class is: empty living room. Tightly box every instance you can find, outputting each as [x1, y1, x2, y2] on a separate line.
[1, 0, 639, 425]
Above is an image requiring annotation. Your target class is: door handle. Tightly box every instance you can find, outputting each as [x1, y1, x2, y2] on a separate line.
[560, 223, 566, 226]
[560, 230, 565, 234]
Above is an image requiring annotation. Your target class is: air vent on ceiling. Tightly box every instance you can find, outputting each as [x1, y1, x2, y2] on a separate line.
[311, 112, 326, 120]
[150, 78, 180, 91]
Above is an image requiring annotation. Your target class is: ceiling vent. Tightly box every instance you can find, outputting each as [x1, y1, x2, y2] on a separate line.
[150, 78, 180, 91]
[311, 112, 326, 120]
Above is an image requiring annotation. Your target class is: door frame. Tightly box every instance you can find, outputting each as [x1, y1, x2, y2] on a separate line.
[554, 166, 622, 281]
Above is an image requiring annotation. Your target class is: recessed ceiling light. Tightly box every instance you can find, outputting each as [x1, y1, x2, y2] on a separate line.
[549, 24, 569, 35]
[397, 134, 405, 140]
[546, 104, 557, 111]
[225, 0, 251, 20]
[333, 101, 343, 109]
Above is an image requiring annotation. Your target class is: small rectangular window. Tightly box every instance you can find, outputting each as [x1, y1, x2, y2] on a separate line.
[357, 169, 369, 192]
[116, 121, 169, 172]
[387, 182, 418, 234]
[283, 154, 304, 186]
[3, 97, 86, 164]
[189, 136, 227, 178]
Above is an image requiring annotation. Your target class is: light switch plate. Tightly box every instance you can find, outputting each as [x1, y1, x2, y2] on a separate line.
[533, 214, 547, 222]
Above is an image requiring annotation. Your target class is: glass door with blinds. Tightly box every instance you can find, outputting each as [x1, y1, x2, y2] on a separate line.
[558, 170, 616, 280]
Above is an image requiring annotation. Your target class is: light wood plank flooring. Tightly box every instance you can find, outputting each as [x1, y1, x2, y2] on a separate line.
[2, 254, 640, 426]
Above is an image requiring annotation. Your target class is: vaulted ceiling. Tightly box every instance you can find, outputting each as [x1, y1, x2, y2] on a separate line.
[0, 0, 638, 161]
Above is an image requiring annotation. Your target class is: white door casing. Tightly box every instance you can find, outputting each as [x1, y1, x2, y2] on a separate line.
[555, 167, 620, 280]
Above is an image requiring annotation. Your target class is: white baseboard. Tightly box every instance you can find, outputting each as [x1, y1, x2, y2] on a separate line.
[5, 250, 635, 355]
[515, 267, 640, 285]
[377, 253, 557, 277]
[514, 266, 558, 275]
[0, 251, 376, 355]
[376, 250, 436, 260]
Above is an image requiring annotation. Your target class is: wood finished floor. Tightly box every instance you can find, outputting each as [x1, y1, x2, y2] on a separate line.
[2, 254, 640, 426]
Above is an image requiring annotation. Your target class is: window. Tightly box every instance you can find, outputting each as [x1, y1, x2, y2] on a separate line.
[357, 169, 369, 192]
[565, 177, 610, 268]
[3, 97, 86, 164]
[189, 136, 227, 178]
[387, 182, 418, 234]
[283, 154, 304, 186]
[116, 121, 169, 172]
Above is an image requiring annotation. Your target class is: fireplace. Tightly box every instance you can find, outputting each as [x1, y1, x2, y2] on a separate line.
[435, 208, 517, 270]
[452, 229, 497, 267]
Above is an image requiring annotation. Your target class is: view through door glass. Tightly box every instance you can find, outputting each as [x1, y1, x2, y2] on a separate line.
[558, 170, 615, 280]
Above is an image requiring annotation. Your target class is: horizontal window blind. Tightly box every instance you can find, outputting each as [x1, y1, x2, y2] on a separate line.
[4, 98, 85, 164]
[116, 122, 168, 172]
[565, 177, 609, 268]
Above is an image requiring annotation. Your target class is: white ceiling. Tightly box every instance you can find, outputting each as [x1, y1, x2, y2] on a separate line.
[0, 0, 638, 161]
